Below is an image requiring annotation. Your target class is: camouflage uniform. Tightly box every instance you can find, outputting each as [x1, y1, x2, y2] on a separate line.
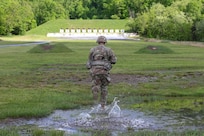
[86, 36, 117, 107]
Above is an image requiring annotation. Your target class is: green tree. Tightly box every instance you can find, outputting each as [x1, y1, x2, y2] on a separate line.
[34, 0, 65, 25]
[195, 19, 204, 41]
[89, 0, 105, 19]
[125, 0, 150, 18]
[154, 0, 176, 6]
[12, 0, 36, 35]
[62, 0, 91, 19]
[125, 0, 176, 18]
[0, 0, 36, 35]
[172, 0, 203, 21]
[103, 0, 128, 19]
[129, 3, 193, 40]
[0, 5, 6, 35]
[171, 0, 204, 40]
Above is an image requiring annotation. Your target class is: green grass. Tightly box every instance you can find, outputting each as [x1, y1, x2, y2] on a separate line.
[0, 87, 91, 119]
[0, 127, 65, 136]
[119, 131, 204, 136]
[1, 40, 204, 112]
[26, 19, 130, 35]
[0, 39, 204, 135]
[0, 41, 32, 45]
[1, 128, 204, 136]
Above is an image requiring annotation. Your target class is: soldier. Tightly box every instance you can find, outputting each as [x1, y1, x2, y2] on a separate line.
[86, 36, 117, 109]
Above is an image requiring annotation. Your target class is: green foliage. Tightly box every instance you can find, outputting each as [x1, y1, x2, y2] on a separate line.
[0, 0, 36, 35]
[111, 15, 120, 19]
[128, 0, 204, 41]
[103, 0, 129, 19]
[27, 42, 73, 53]
[195, 19, 204, 41]
[129, 3, 193, 41]
[33, 0, 66, 25]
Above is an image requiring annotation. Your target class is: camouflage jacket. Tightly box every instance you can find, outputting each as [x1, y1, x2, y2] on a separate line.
[86, 44, 117, 74]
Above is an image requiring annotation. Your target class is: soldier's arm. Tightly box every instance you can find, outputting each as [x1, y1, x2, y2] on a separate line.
[109, 49, 117, 64]
[86, 48, 94, 69]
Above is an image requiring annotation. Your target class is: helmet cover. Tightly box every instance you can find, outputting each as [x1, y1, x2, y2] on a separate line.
[96, 36, 107, 43]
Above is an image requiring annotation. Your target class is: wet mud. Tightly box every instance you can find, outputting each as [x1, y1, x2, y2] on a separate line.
[0, 106, 203, 135]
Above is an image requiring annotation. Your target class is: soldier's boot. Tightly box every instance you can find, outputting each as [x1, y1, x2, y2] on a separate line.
[101, 104, 105, 109]
[100, 89, 108, 110]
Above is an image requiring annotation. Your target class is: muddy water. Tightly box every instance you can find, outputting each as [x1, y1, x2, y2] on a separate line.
[0, 106, 203, 135]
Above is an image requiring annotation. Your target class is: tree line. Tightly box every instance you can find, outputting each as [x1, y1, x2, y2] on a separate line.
[0, 0, 203, 41]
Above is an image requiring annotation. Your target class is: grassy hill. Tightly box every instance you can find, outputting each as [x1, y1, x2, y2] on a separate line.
[26, 19, 130, 36]
[27, 42, 73, 53]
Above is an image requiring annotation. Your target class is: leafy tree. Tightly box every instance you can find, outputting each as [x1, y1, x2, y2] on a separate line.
[89, 0, 105, 19]
[125, 0, 150, 18]
[125, 0, 176, 18]
[0, 0, 36, 35]
[154, 0, 176, 6]
[81, 0, 92, 19]
[99, 0, 127, 19]
[61, 0, 91, 19]
[129, 3, 193, 40]
[34, 0, 66, 25]
[186, 1, 203, 20]
[0, 5, 6, 35]
[0, 0, 20, 35]
[12, 0, 36, 35]
[172, 0, 203, 21]
[195, 19, 204, 41]
[171, 0, 204, 40]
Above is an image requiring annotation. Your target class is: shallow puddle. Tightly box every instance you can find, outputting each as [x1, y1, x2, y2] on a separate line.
[0, 106, 203, 135]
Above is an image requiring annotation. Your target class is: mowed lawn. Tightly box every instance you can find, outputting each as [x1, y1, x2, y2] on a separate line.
[26, 19, 130, 36]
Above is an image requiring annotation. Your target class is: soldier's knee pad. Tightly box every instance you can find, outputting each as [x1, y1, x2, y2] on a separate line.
[92, 86, 100, 94]
[101, 89, 108, 96]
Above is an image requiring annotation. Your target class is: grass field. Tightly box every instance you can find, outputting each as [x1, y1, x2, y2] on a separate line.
[0, 37, 204, 135]
[26, 19, 130, 36]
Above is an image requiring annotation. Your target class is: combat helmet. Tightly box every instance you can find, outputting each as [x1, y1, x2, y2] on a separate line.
[96, 36, 107, 43]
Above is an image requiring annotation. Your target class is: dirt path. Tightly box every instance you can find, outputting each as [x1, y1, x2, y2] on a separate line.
[0, 41, 50, 48]
[171, 41, 204, 47]
[145, 38, 204, 48]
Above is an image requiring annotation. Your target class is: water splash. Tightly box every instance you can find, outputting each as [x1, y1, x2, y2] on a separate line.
[68, 97, 152, 131]
[108, 97, 121, 117]
[89, 97, 121, 117]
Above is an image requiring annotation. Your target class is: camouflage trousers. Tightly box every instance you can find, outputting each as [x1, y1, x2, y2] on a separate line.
[91, 74, 110, 106]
